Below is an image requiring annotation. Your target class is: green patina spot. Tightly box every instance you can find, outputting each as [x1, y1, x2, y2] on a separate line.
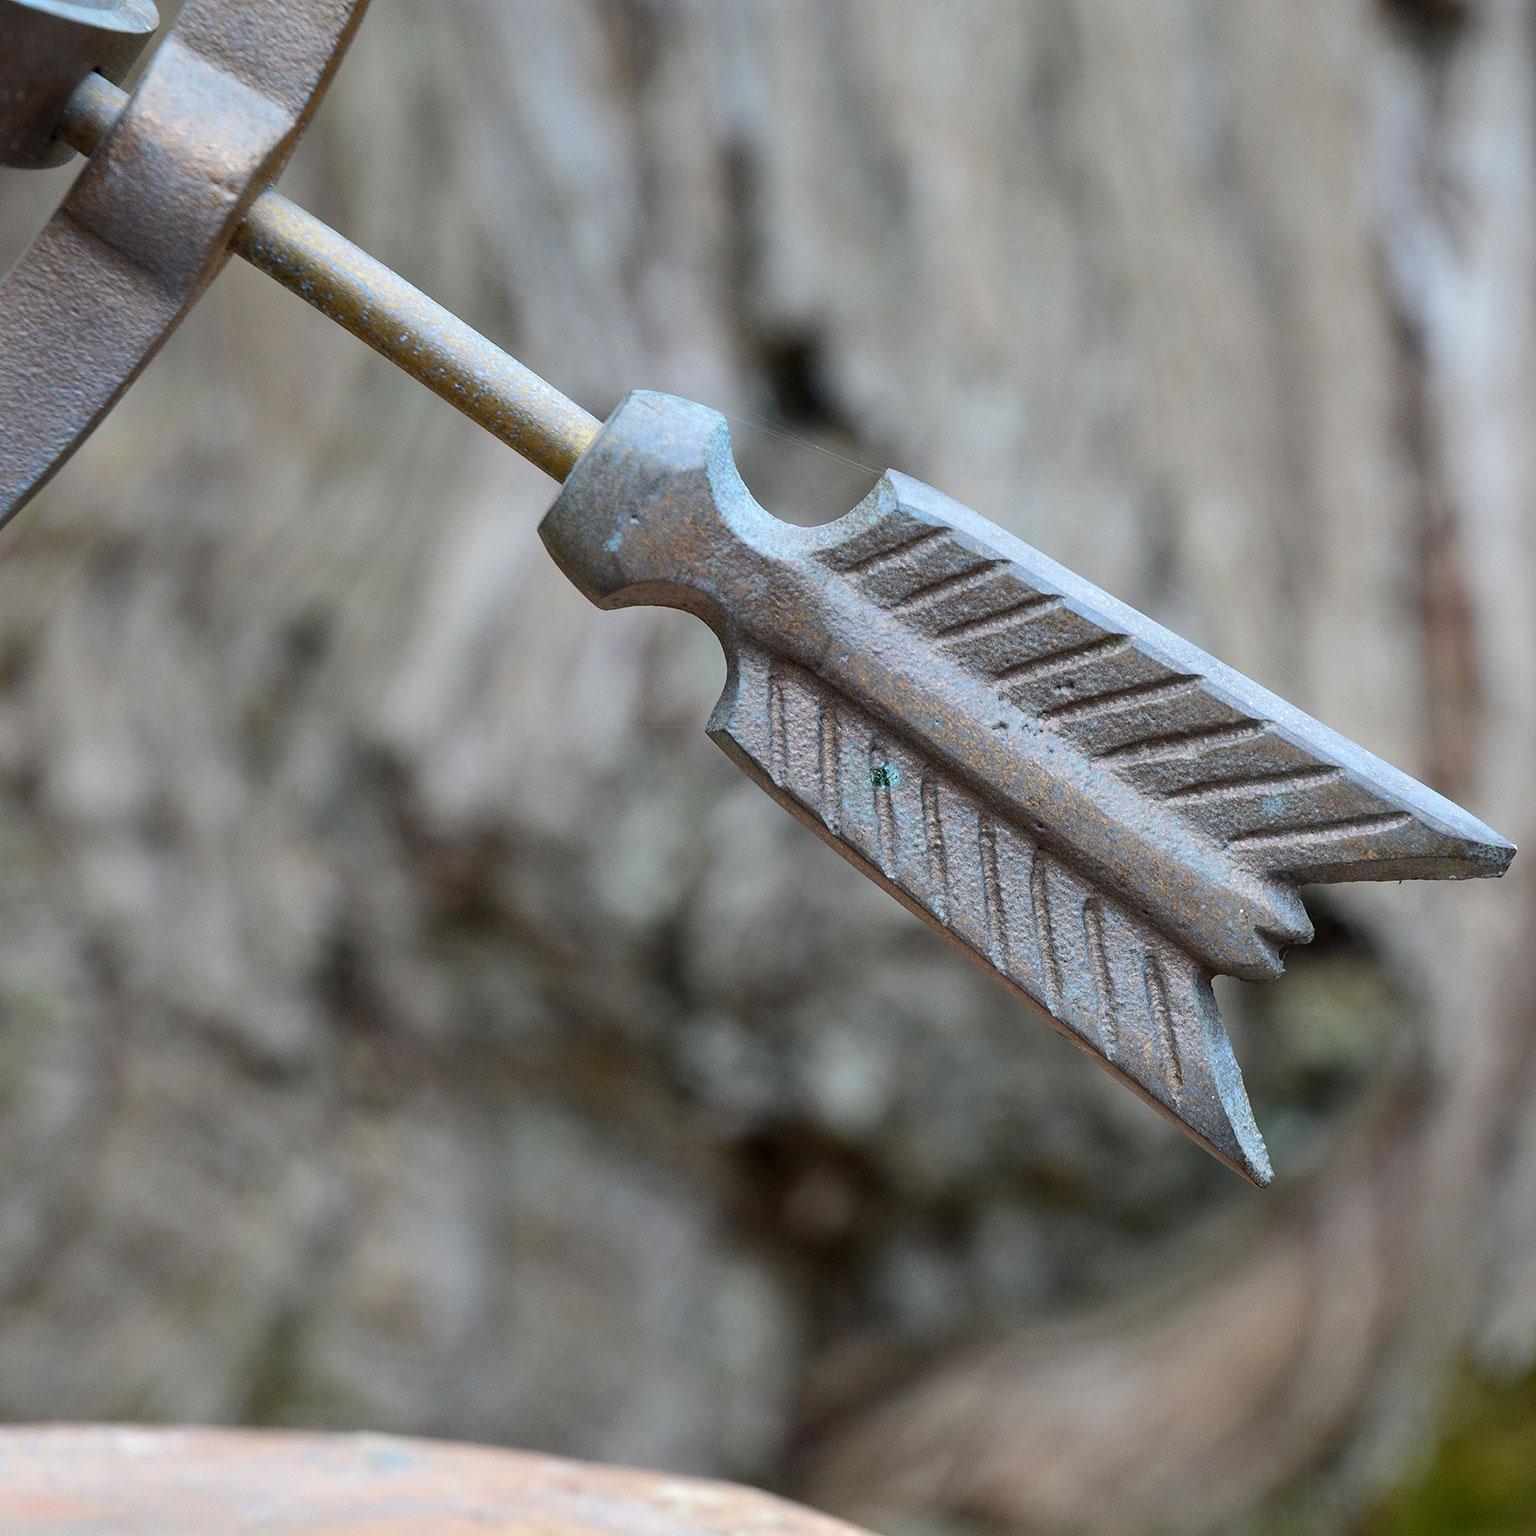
[869, 762, 899, 790]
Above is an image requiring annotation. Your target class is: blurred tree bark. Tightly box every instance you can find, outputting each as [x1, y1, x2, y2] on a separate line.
[1, 1, 1533, 1532]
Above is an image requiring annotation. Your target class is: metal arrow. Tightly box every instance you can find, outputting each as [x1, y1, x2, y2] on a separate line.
[1, 21, 1516, 1185]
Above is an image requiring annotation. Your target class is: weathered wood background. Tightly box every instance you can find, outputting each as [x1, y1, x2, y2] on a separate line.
[1, 1, 1533, 1531]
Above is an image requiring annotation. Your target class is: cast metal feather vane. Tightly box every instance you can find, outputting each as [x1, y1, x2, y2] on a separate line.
[540, 392, 1515, 1184]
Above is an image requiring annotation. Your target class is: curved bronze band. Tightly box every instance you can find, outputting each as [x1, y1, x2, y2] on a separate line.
[0, 0, 370, 525]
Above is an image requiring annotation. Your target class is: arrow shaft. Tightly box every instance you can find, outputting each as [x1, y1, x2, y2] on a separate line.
[59, 71, 600, 482]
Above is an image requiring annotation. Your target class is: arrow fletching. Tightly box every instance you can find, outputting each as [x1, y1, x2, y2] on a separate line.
[540, 392, 1514, 1184]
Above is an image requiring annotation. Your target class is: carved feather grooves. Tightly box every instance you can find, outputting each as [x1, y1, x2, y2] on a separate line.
[813, 501, 1486, 881]
[710, 643, 1272, 1185]
[936, 593, 1063, 641]
[1165, 765, 1343, 804]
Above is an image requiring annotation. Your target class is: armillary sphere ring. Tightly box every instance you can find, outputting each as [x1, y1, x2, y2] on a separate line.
[0, 0, 370, 517]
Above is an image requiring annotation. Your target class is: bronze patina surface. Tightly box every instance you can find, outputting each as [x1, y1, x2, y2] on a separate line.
[0, 1425, 874, 1536]
[541, 393, 1515, 1184]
